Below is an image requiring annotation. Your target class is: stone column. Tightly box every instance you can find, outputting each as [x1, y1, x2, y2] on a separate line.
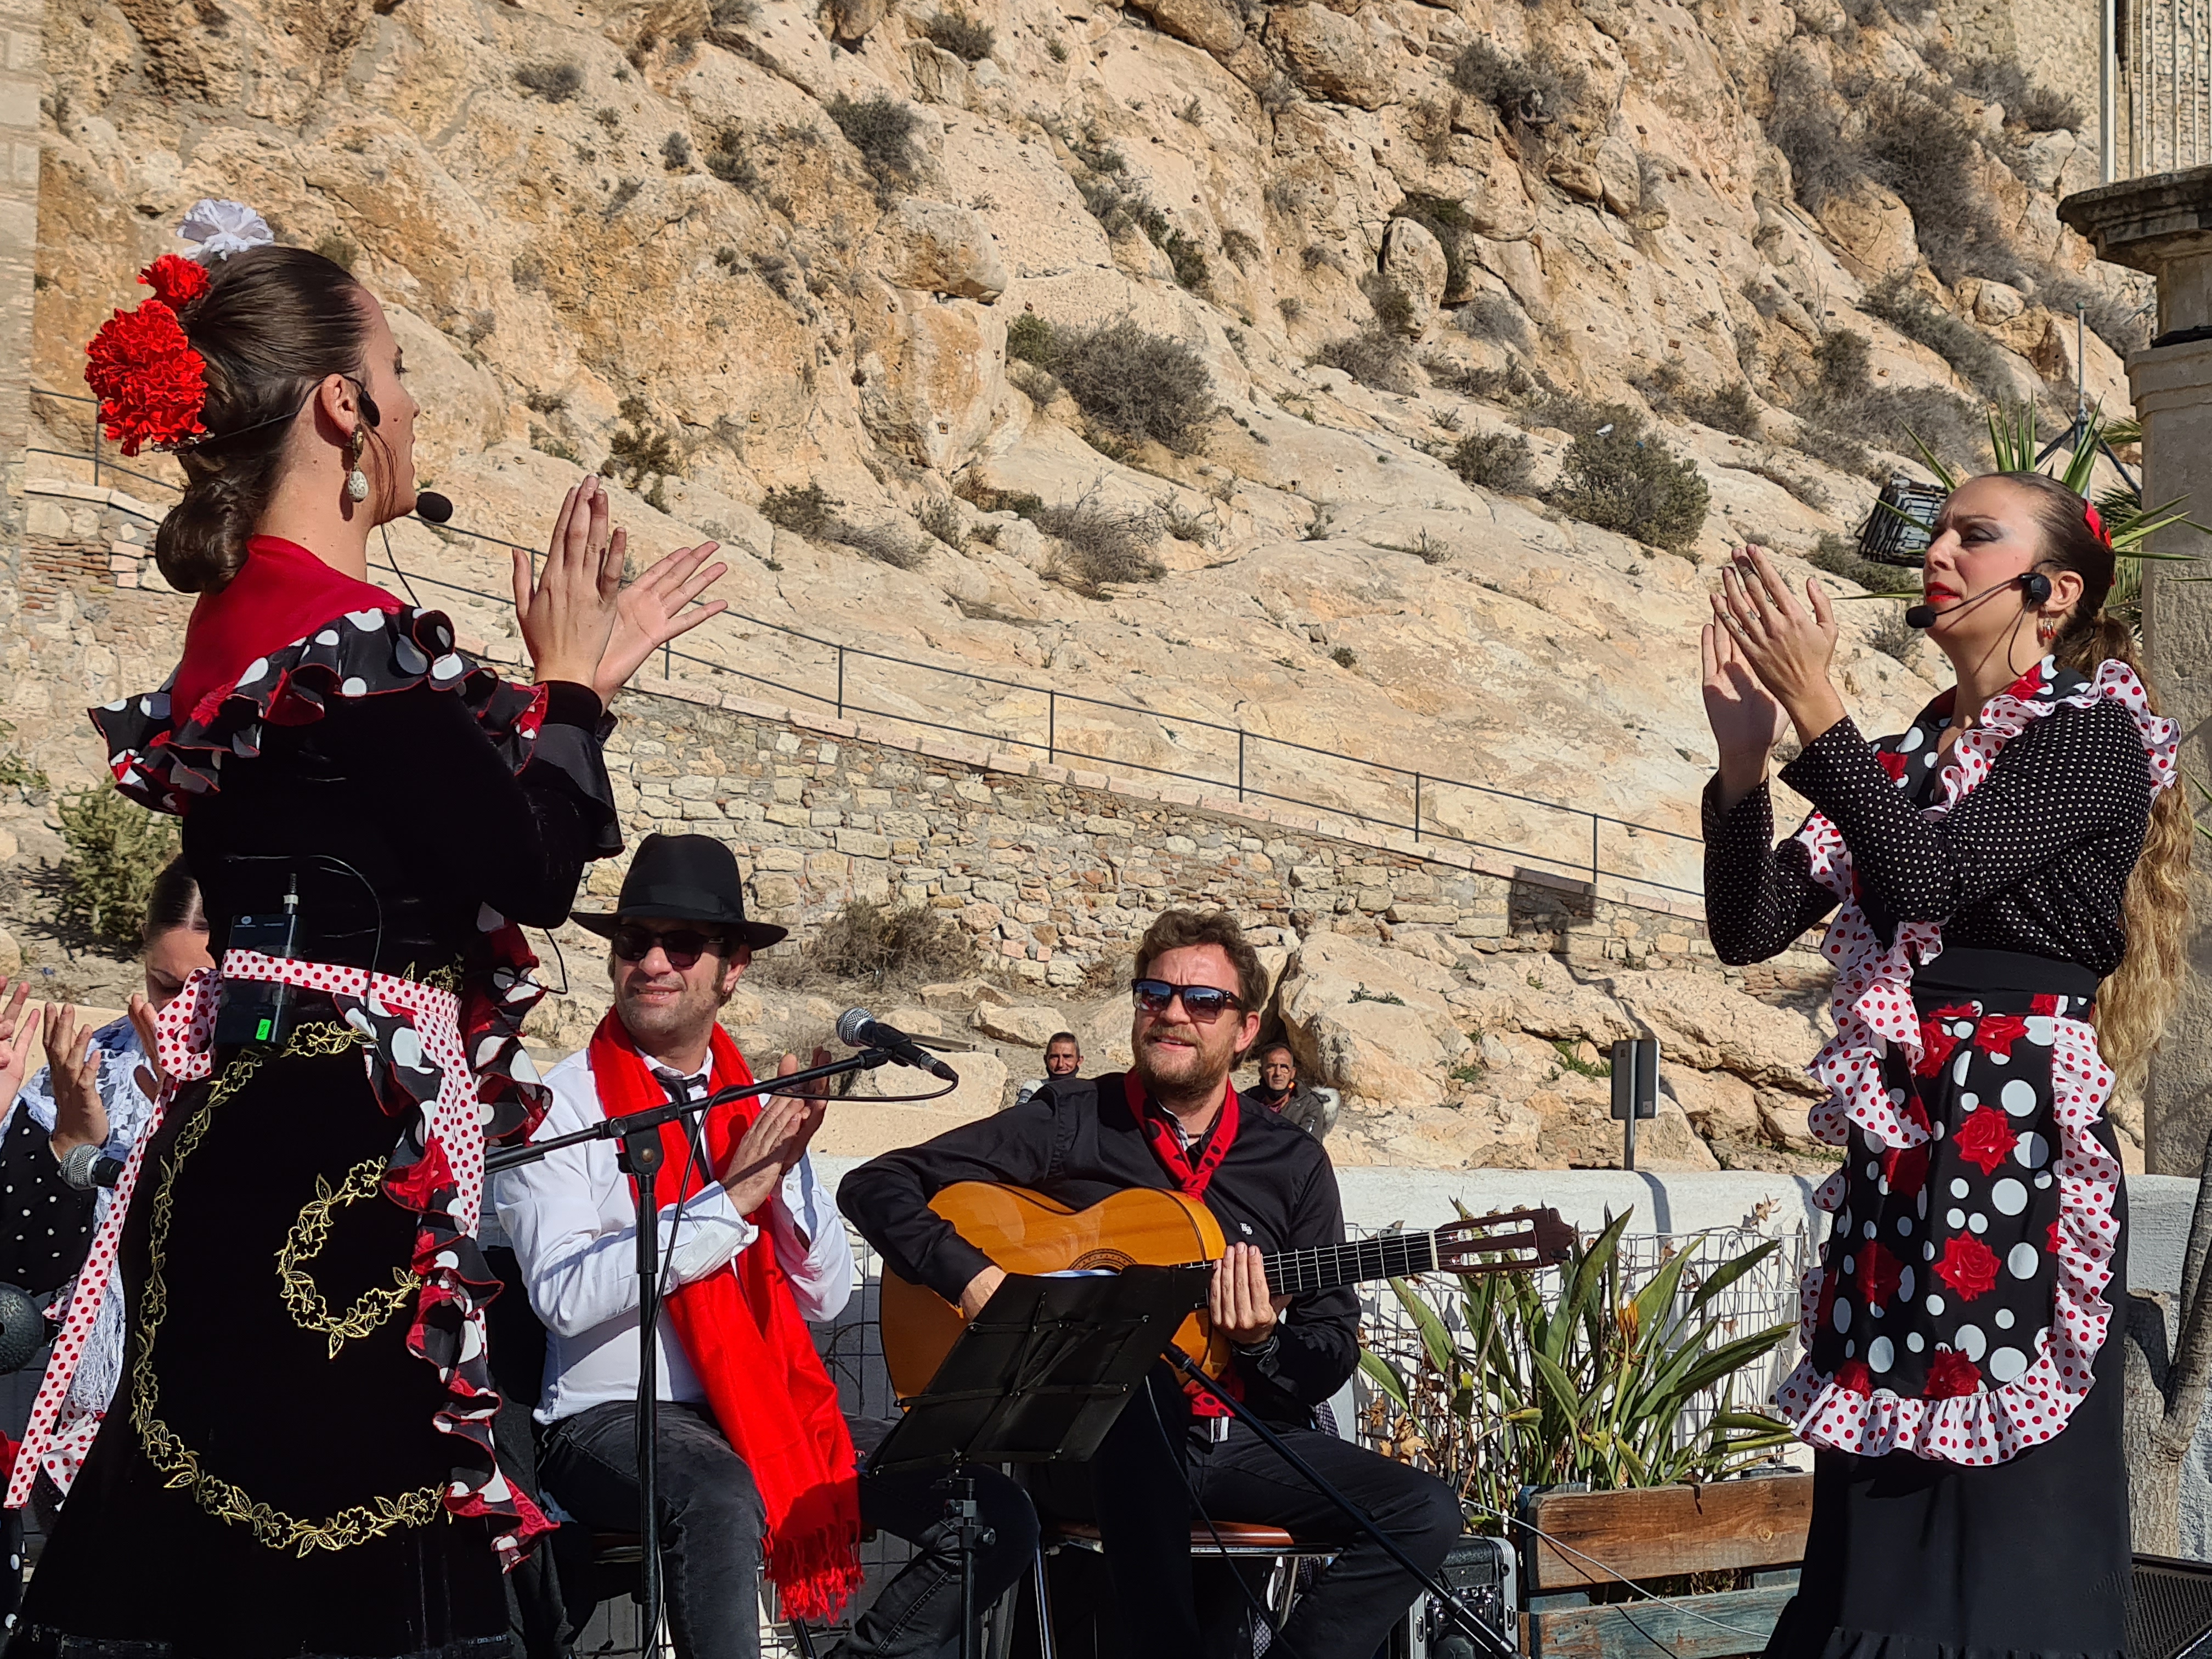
[2063, 168, 2212, 1173]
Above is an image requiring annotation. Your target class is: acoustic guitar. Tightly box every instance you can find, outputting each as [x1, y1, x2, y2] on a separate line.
[878, 1183, 1575, 1400]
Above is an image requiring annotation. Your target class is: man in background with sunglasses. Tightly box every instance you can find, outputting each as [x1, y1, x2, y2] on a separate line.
[842, 908, 1459, 1657]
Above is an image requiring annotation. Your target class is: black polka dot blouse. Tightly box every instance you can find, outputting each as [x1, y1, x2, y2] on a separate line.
[1703, 698, 2153, 972]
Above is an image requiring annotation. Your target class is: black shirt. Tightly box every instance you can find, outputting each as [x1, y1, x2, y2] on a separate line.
[837, 1073, 1356, 1424]
[1702, 690, 2153, 974]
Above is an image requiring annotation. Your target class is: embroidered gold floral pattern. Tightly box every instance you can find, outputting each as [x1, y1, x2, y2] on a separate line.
[132, 1037, 444, 1556]
[277, 1154, 417, 1358]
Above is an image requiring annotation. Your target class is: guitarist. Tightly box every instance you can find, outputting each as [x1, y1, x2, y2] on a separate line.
[840, 909, 1460, 1658]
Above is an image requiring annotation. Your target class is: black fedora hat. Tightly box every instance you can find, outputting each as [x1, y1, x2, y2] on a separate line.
[573, 833, 788, 949]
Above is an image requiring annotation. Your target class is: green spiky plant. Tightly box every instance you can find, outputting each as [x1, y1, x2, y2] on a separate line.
[1357, 1208, 1796, 1529]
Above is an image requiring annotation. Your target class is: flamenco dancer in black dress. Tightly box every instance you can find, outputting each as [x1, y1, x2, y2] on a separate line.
[10, 201, 726, 1656]
[1701, 473, 2190, 1659]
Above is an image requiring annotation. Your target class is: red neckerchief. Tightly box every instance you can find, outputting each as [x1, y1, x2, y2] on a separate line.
[1125, 1072, 1240, 1199]
[588, 1015, 862, 1621]
[172, 535, 400, 724]
[1124, 1073, 1246, 1413]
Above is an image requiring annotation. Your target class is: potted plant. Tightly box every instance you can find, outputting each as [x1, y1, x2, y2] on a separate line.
[1359, 1209, 1808, 1656]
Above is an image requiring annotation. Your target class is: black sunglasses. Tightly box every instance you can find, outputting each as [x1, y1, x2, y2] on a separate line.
[611, 927, 729, 969]
[1131, 979, 1244, 1022]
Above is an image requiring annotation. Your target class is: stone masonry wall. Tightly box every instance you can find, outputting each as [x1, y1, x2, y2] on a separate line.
[599, 679, 1832, 1004]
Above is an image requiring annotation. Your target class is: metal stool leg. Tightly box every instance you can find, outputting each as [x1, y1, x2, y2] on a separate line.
[1032, 1546, 1059, 1659]
[789, 1620, 820, 1658]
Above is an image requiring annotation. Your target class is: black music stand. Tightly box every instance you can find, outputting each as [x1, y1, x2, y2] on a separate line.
[868, 1267, 1212, 1659]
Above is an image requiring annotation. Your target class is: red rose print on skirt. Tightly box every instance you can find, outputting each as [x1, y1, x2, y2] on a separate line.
[1858, 1241, 1903, 1309]
[1923, 1347, 1984, 1399]
[1834, 1360, 1874, 1397]
[1877, 751, 1911, 783]
[1933, 1234, 2002, 1301]
[1953, 1107, 2018, 1175]
[1914, 1005, 1977, 1079]
[1972, 1013, 2030, 1058]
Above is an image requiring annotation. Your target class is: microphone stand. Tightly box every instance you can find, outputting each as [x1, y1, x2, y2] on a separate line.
[486, 1048, 892, 1652]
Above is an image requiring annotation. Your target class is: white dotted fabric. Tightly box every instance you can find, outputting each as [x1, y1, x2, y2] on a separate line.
[1771, 659, 2174, 1467]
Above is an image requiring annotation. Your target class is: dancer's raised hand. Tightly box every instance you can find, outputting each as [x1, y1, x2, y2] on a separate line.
[0, 983, 37, 1110]
[592, 541, 730, 703]
[515, 475, 625, 689]
[1711, 544, 1845, 748]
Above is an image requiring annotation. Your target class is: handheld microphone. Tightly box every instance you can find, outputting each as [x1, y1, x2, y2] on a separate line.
[413, 492, 455, 524]
[1904, 571, 2051, 631]
[837, 1008, 960, 1082]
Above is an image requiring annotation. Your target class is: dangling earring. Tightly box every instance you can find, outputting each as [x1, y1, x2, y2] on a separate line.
[346, 426, 370, 503]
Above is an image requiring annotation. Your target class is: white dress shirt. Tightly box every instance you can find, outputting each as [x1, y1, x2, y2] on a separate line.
[494, 1043, 854, 1425]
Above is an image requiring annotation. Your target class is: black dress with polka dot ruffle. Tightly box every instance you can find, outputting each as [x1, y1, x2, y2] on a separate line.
[1705, 677, 2152, 1659]
[10, 602, 618, 1659]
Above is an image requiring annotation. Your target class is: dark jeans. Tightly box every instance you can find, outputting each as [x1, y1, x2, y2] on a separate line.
[1035, 1374, 1460, 1659]
[836, 1464, 1039, 1659]
[538, 1401, 766, 1659]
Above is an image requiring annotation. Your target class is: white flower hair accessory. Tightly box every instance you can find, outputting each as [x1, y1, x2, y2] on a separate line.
[177, 199, 274, 264]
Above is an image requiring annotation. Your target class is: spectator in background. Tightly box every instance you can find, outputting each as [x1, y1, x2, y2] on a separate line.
[1246, 1041, 1339, 1141]
[0, 856, 211, 1517]
[1014, 1031, 1082, 1107]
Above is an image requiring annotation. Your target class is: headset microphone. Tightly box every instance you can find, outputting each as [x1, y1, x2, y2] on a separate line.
[413, 492, 454, 523]
[1905, 571, 2051, 631]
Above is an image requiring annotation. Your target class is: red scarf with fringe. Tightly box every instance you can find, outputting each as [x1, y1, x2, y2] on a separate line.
[588, 1014, 862, 1621]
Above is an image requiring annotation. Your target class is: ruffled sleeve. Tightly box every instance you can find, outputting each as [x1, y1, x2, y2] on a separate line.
[92, 606, 557, 815]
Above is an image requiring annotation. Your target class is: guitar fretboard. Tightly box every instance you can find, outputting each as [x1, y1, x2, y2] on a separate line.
[1246, 1232, 1440, 1296]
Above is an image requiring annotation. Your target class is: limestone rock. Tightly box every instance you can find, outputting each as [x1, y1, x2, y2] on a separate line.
[1381, 218, 1448, 330]
[1276, 932, 1474, 1110]
[1595, 139, 1643, 218]
[1263, 5, 1408, 110]
[826, 1049, 1012, 1156]
[0, 928, 18, 976]
[862, 201, 1009, 302]
[1819, 184, 1920, 277]
[1129, 0, 1246, 55]
[849, 280, 1008, 472]
[974, 1002, 1070, 1047]
[1599, 970, 1826, 1092]
[1662, 1065, 1763, 1144]
[828, 0, 890, 43]
[1963, 279, 2027, 324]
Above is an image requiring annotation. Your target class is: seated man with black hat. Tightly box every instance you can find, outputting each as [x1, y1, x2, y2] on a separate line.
[495, 833, 1036, 1659]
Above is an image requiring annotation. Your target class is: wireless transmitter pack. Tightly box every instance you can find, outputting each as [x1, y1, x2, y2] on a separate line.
[212, 880, 304, 1049]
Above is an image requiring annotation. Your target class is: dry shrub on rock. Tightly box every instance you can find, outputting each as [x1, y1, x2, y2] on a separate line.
[1546, 411, 1709, 553]
[1447, 431, 1536, 496]
[1046, 320, 1213, 455]
[1314, 332, 1421, 394]
[1034, 482, 1167, 592]
[777, 899, 975, 990]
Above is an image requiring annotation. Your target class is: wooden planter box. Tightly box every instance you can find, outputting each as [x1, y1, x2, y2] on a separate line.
[1516, 1474, 1812, 1658]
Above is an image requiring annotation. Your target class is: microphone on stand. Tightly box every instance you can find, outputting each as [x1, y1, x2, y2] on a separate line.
[413, 491, 455, 524]
[837, 1008, 960, 1082]
[1904, 571, 2051, 631]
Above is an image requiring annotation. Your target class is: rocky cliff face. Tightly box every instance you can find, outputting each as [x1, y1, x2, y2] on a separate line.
[24, 0, 2142, 836]
[7, 0, 2153, 1170]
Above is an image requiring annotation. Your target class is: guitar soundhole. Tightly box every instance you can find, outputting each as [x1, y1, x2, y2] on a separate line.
[1070, 1248, 1136, 1272]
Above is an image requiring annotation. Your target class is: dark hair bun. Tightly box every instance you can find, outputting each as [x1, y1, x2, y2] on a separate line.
[154, 471, 256, 594]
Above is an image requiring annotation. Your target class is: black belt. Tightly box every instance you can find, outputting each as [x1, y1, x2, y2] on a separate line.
[1913, 946, 2099, 1002]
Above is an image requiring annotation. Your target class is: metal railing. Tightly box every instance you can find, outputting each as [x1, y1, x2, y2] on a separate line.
[20, 383, 1707, 902]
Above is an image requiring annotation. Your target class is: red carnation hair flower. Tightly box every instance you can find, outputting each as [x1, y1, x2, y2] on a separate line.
[1833, 1359, 1874, 1397]
[139, 253, 211, 309]
[83, 295, 207, 456]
